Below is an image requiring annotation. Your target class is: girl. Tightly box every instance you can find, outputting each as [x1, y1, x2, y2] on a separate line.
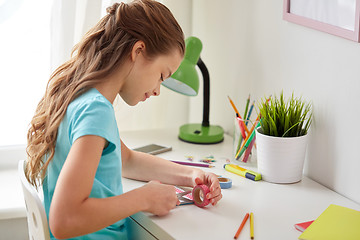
[26, 0, 222, 239]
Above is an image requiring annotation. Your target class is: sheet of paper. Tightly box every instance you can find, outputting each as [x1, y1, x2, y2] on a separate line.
[299, 204, 360, 240]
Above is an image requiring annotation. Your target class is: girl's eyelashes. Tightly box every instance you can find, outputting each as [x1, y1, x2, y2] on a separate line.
[160, 74, 164, 82]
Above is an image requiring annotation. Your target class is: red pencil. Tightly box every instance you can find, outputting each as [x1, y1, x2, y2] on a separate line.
[234, 213, 249, 239]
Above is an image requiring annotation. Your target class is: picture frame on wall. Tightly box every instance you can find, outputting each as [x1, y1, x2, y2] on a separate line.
[283, 0, 360, 42]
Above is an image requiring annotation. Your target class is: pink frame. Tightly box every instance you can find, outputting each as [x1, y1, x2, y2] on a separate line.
[283, 0, 360, 42]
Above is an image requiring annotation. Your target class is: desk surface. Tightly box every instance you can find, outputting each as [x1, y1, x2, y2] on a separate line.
[121, 128, 360, 240]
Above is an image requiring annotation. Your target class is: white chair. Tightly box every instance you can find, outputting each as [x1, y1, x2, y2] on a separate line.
[18, 160, 50, 240]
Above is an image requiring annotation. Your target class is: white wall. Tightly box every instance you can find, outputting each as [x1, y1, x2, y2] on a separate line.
[191, 0, 360, 204]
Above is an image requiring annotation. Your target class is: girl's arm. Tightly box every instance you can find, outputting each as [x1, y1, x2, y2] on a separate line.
[121, 140, 200, 187]
[49, 135, 179, 239]
[121, 140, 222, 204]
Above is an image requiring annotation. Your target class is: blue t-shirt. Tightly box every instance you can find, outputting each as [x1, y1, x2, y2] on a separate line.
[43, 88, 127, 239]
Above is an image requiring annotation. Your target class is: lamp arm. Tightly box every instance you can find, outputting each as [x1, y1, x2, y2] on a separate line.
[197, 57, 210, 127]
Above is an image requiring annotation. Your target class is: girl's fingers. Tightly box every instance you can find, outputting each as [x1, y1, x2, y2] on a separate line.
[206, 185, 221, 200]
[210, 193, 222, 205]
[194, 177, 203, 185]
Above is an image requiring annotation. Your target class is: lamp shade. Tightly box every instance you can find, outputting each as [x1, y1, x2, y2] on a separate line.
[162, 37, 202, 96]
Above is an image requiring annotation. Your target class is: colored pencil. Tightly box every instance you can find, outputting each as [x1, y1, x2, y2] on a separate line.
[235, 113, 261, 159]
[246, 100, 255, 126]
[237, 123, 256, 159]
[250, 212, 254, 239]
[242, 137, 255, 163]
[228, 95, 241, 117]
[236, 121, 260, 159]
[234, 213, 249, 239]
[236, 116, 247, 139]
[170, 160, 214, 168]
[235, 133, 243, 156]
[243, 95, 250, 125]
[228, 96, 250, 134]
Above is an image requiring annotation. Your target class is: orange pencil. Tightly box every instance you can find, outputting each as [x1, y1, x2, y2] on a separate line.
[234, 213, 249, 239]
[228, 95, 240, 116]
[228, 96, 250, 134]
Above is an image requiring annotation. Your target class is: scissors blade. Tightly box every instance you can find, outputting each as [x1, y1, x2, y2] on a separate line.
[177, 190, 192, 198]
[179, 200, 194, 205]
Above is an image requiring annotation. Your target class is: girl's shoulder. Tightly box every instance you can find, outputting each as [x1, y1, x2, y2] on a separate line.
[69, 88, 113, 113]
[64, 88, 118, 145]
[73, 88, 111, 105]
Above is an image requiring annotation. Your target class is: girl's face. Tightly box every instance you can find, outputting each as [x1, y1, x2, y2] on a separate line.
[120, 47, 183, 106]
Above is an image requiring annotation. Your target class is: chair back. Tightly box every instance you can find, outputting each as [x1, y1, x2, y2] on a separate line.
[18, 160, 50, 240]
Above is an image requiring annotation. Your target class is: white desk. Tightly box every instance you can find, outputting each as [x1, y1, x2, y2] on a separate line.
[121, 128, 360, 240]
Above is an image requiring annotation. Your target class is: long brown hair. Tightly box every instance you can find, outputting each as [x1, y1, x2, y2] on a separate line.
[26, 0, 185, 187]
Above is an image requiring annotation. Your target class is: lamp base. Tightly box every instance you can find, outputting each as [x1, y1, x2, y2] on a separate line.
[179, 123, 224, 144]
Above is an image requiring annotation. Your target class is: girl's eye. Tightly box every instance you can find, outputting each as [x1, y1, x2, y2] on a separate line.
[160, 74, 164, 81]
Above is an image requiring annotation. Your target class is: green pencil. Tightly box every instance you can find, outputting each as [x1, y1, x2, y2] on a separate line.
[236, 121, 260, 160]
[243, 95, 250, 126]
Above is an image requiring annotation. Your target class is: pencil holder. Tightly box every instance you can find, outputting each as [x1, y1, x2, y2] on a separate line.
[233, 117, 258, 165]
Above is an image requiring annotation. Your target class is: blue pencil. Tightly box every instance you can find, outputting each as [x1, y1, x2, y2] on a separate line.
[245, 100, 255, 126]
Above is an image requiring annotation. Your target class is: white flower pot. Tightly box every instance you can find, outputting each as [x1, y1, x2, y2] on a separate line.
[255, 127, 308, 184]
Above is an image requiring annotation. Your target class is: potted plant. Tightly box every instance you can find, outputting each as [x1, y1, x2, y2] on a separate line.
[256, 92, 312, 183]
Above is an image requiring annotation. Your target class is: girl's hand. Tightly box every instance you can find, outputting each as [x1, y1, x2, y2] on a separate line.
[192, 172, 222, 206]
[141, 180, 179, 216]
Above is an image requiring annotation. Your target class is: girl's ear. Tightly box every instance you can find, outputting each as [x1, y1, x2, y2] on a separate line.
[131, 40, 146, 62]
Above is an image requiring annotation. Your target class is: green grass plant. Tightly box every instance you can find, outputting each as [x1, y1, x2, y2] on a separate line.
[258, 92, 312, 137]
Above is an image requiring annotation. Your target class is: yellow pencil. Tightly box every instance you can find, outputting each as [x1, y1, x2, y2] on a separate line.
[250, 212, 254, 239]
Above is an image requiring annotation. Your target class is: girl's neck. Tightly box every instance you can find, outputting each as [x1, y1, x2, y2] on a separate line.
[94, 61, 131, 103]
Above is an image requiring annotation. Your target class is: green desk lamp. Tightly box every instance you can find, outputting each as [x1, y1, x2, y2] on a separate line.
[162, 36, 224, 144]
